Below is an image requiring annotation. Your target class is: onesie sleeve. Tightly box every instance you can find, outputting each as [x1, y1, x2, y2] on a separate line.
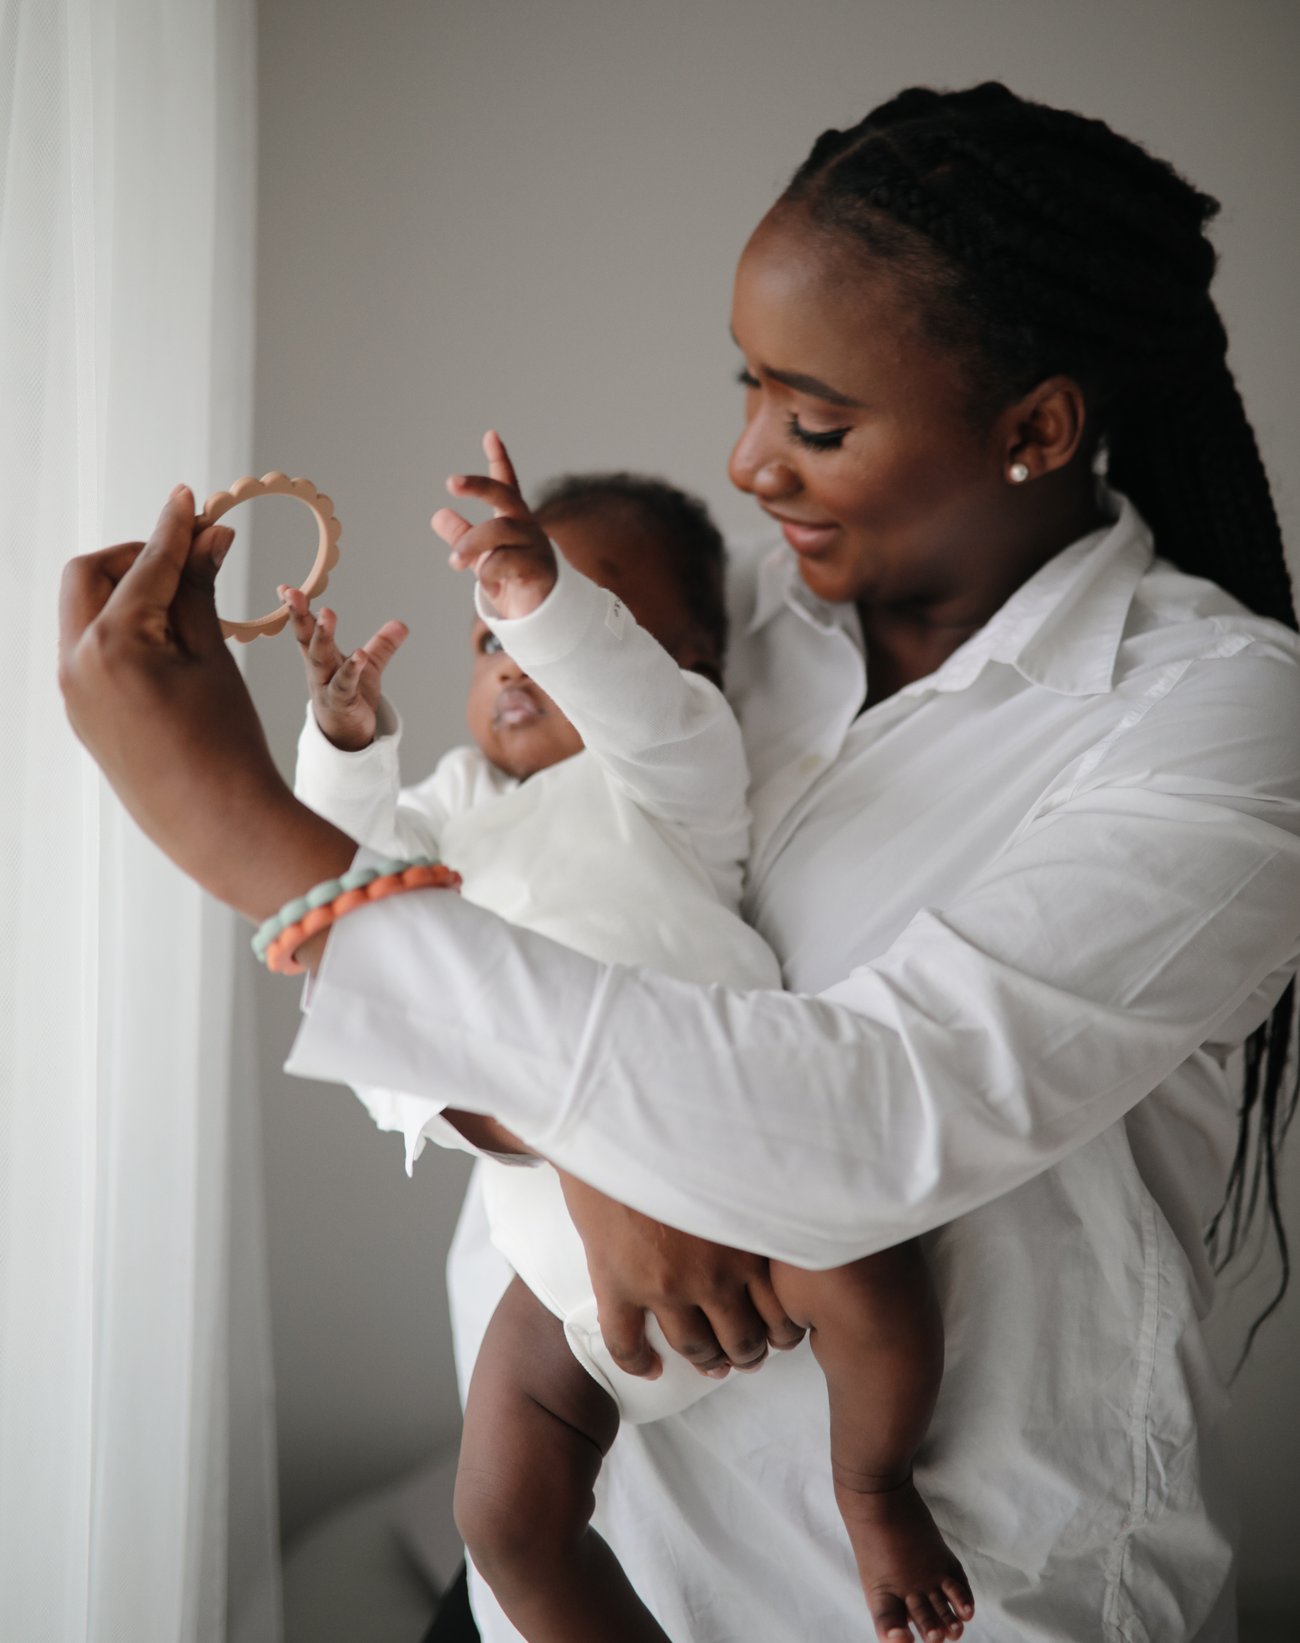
[287, 644, 1300, 1267]
[293, 699, 449, 860]
[477, 552, 751, 864]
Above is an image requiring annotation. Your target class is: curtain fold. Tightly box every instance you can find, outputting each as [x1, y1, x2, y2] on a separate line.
[0, 2, 279, 1638]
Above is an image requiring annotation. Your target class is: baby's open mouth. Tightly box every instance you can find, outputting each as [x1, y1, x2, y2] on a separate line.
[494, 684, 544, 729]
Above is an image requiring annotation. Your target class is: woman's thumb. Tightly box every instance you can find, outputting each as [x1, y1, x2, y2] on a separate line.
[172, 524, 234, 653]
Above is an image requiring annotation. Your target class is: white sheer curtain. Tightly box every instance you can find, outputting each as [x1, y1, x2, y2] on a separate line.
[0, 2, 281, 1639]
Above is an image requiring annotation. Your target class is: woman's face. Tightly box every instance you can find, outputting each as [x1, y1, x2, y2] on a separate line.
[728, 203, 1013, 613]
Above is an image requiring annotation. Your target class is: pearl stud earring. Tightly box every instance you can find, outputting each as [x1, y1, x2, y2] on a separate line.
[1009, 462, 1030, 484]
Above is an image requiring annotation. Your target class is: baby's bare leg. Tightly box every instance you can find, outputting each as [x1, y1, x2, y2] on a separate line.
[454, 1276, 670, 1643]
[771, 1246, 974, 1643]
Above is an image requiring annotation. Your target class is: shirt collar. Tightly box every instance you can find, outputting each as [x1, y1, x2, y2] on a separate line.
[746, 492, 1153, 699]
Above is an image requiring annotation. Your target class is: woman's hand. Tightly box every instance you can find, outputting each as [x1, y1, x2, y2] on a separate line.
[557, 1171, 806, 1378]
[58, 485, 357, 924]
[433, 430, 557, 618]
[280, 586, 408, 752]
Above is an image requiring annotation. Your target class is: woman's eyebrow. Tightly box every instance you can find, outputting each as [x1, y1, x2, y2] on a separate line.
[765, 367, 865, 409]
[731, 331, 863, 408]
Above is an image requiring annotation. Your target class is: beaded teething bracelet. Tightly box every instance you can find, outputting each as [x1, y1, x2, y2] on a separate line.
[252, 856, 462, 975]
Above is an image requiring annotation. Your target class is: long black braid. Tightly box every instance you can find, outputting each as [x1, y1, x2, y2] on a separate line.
[786, 82, 1298, 1359]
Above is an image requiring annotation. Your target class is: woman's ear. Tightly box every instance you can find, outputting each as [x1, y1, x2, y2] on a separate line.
[1001, 376, 1089, 482]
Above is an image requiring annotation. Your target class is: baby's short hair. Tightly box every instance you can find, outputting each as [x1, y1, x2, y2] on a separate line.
[533, 472, 729, 662]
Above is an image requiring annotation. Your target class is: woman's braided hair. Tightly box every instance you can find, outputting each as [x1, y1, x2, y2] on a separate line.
[786, 82, 1298, 1357]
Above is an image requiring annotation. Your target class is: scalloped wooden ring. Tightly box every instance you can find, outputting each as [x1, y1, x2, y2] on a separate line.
[196, 471, 343, 643]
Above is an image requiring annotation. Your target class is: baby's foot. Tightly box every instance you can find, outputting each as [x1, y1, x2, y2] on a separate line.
[833, 1474, 974, 1643]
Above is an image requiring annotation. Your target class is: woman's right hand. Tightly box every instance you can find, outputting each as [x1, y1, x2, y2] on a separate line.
[280, 586, 409, 752]
[557, 1171, 806, 1378]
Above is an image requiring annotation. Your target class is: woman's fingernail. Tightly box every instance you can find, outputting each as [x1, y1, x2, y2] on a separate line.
[171, 482, 191, 501]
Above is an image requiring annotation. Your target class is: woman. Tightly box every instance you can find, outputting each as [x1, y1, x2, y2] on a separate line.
[60, 84, 1300, 1642]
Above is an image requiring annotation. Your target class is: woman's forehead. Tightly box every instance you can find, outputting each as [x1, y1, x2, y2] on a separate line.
[733, 210, 941, 392]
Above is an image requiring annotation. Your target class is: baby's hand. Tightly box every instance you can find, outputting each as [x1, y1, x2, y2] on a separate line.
[433, 430, 556, 619]
[281, 586, 408, 753]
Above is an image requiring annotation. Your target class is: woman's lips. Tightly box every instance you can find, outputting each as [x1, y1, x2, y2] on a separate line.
[494, 684, 544, 729]
[768, 513, 840, 556]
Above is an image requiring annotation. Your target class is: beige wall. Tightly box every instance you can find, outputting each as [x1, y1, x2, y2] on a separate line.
[247, 0, 1300, 1610]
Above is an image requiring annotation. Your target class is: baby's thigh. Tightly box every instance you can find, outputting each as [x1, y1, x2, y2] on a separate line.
[769, 1241, 936, 1337]
[455, 1277, 621, 1560]
[464, 1275, 620, 1459]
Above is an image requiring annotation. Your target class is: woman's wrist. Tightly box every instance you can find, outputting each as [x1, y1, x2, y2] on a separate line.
[212, 785, 358, 926]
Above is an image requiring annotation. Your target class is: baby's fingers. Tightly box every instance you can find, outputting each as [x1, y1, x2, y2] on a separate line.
[483, 429, 521, 493]
[322, 648, 366, 706]
[305, 606, 349, 679]
[446, 471, 531, 522]
[359, 619, 409, 678]
[432, 506, 474, 555]
[279, 585, 318, 647]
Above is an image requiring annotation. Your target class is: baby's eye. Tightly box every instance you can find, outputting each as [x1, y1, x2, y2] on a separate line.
[478, 631, 503, 655]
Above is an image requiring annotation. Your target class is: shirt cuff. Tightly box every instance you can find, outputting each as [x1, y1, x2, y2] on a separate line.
[295, 698, 403, 797]
[285, 880, 603, 1153]
[474, 545, 608, 671]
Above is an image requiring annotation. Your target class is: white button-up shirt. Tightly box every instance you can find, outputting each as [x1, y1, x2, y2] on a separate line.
[288, 496, 1300, 1642]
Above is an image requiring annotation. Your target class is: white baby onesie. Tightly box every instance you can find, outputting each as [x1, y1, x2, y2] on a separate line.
[294, 550, 781, 1419]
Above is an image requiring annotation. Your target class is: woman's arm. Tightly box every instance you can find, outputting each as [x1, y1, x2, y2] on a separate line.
[288, 644, 1300, 1267]
[58, 494, 359, 923]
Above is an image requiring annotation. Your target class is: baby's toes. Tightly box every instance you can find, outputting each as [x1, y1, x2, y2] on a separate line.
[905, 1591, 949, 1643]
[928, 1588, 963, 1638]
[871, 1593, 915, 1642]
[942, 1575, 975, 1623]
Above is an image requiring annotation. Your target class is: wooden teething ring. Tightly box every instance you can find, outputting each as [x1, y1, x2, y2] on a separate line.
[197, 472, 342, 643]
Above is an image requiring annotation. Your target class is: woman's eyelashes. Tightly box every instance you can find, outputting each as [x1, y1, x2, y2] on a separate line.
[734, 367, 849, 452]
[786, 415, 849, 452]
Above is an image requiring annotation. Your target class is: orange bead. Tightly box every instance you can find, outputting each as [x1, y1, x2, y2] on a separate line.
[367, 875, 405, 901]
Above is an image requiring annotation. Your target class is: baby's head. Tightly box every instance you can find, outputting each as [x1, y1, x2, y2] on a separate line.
[467, 473, 728, 782]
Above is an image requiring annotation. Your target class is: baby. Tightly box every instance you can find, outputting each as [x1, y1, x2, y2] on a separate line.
[287, 434, 973, 1643]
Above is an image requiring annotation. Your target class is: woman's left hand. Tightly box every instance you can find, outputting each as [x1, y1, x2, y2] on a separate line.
[58, 484, 355, 923]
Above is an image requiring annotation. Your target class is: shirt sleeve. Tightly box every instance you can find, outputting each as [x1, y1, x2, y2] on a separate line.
[478, 550, 750, 855]
[286, 646, 1300, 1268]
[293, 699, 448, 860]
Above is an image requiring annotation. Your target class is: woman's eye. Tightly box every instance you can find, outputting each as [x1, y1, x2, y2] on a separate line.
[736, 365, 847, 450]
[787, 414, 849, 452]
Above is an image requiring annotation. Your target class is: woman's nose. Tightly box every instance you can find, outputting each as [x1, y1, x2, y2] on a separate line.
[728, 419, 799, 502]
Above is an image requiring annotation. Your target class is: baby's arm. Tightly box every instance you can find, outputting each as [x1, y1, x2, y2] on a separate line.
[438, 434, 750, 863]
[487, 558, 749, 843]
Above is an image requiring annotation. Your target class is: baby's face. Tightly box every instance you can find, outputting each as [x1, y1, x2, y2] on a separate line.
[465, 619, 584, 782]
[465, 507, 719, 782]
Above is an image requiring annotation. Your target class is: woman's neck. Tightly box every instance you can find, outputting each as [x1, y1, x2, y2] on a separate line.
[857, 480, 1109, 707]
